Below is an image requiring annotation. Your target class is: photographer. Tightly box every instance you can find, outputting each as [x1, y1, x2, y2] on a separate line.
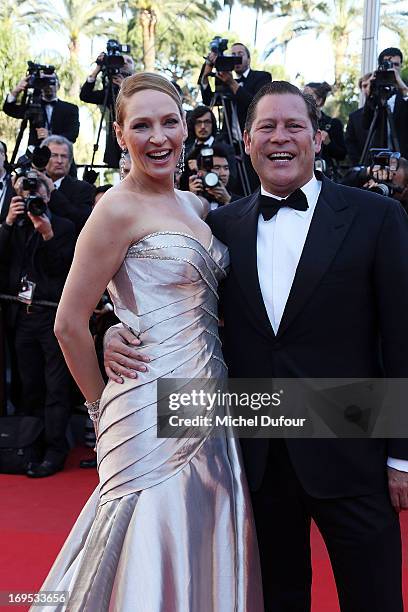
[186, 144, 239, 209]
[200, 41, 271, 134]
[3, 68, 79, 147]
[345, 73, 372, 164]
[80, 45, 134, 168]
[0, 176, 76, 477]
[363, 47, 408, 159]
[363, 156, 408, 210]
[185, 105, 237, 181]
[41, 135, 94, 235]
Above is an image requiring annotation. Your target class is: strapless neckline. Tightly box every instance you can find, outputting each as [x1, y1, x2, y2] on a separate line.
[128, 231, 214, 256]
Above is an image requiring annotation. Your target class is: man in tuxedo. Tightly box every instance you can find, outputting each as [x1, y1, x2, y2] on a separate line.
[41, 135, 94, 235]
[3, 72, 79, 147]
[104, 80, 408, 611]
[207, 81, 408, 612]
[363, 47, 408, 159]
[345, 72, 372, 165]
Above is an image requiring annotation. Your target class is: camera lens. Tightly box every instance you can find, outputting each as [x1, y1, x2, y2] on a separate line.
[203, 172, 219, 188]
[27, 195, 47, 216]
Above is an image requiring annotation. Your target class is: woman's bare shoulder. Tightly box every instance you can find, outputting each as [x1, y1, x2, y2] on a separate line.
[175, 189, 209, 219]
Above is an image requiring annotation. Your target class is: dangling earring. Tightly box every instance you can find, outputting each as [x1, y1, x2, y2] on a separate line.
[120, 148, 128, 181]
[177, 143, 185, 173]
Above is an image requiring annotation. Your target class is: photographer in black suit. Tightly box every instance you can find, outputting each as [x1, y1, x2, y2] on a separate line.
[363, 47, 408, 159]
[0, 175, 76, 477]
[3, 71, 79, 147]
[345, 73, 372, 164]
[80, 52, 135, 168]
[200, 42, 271, 134]
[41, 136, 94, 235]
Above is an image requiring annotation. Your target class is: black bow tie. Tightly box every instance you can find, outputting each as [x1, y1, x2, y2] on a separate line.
[236, 75, 246, 83]
[41, 99, 57, 107]
[259, 189, 308, 220]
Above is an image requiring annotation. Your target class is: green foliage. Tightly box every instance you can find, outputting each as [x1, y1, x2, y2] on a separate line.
[0, 19, 30, 149]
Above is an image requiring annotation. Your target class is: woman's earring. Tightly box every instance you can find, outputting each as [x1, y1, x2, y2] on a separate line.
[120, 148, 128, 181]
[177, 143, 185, 173]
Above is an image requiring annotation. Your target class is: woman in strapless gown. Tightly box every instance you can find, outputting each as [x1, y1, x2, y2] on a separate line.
[35, 73, 263, 612]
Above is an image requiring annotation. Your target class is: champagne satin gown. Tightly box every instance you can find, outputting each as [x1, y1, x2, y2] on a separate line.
[33, 231, 263, 612]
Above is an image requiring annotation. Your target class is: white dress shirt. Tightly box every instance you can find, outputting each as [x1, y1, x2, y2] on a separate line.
[0, 170, 8, 216]
[256, 175, 408, 472]
[257, 174, 321, 334]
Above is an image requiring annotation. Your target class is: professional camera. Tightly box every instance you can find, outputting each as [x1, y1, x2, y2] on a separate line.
[199, 148, 219, 188]
[342, 149, 401, 197]
[97, 39, 131, 77]
[14, 145, 51, 174]
[26, 61, 56, 90]
[370, 60, 398, 99]
[21, 170, 48, 217]
[208, 37, 242, 73]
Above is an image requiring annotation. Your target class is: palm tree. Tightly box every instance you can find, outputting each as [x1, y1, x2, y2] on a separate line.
[264, 0, 362, 88]
[124, 0, 221, 72]
[43, 0, 117, 96]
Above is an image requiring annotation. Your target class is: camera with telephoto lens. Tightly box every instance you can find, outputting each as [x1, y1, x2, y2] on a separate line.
[370, 60, 398, 99]
[21, 171, 47, 217]
[13, 146, 52, 220]
[341, 148, 401, 197]
[97, 39, 131, 77]
[209, 37, 242, 72]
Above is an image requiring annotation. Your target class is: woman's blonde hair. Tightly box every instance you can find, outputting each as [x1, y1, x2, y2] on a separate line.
[116, 72, 183, 126]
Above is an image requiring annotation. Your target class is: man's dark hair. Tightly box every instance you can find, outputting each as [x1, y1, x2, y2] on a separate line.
[378, 47, 403, 65]
[245, 81, 319, 134]
[305, 81, 332, 105]
[94, 184, 113, 199]
[211, 144, 229, 161]
[187, 105, 217, 140]
[232, 42, 251, 59]
[0, 140, 10, 172]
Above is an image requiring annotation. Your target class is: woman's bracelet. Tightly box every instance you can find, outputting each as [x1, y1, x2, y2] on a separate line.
[85, 398, 100, 422]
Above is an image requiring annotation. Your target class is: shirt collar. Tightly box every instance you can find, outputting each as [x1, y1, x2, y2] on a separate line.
[53, 176, 64, 189]
[196, 135, 215, 147]
[41, 97, 58, 104]
[239, 68, 251, 79]
[260, 174, 321, 217]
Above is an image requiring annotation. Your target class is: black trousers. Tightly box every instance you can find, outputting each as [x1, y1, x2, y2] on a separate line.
[14, 307, 71, 465]
[251, 439, 403, 612]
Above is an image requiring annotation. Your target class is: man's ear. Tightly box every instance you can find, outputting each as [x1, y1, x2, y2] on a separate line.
[314, 129, 323, 155]
[243, 129, 251, 155]
[114, 122, 126, 150]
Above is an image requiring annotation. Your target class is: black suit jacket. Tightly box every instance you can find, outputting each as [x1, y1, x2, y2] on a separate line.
[345, 107, 368, 165]
[49, 175, 94, 235]
[0, 175, 14, 223]
[79, 80, 121, 168]
[363, 92, 408, 159]
[3, 98, 79, 147]
[207, 176, 408, 497]
[0, 212, 76, 327]
[201, 69, 272, 132]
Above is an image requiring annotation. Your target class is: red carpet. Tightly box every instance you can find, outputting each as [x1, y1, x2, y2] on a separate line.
[1, 447, 407, 611]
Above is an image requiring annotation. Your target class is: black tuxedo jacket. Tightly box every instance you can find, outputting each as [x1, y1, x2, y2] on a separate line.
[363, 92, 408, 159]
[207, 176, 408, 497]
[0, 175, 14, 223]
[49, 175, 94, 235]
[2, 98, 79, 146]
[201, 69, 272, 132]
[345, 107, 368, 165]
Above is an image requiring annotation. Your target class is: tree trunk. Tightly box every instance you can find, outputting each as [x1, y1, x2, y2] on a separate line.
[254, 6, 260, 47]
[140, 9, 157, 72]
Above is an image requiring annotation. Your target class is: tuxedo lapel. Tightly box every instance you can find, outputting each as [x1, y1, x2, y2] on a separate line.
[226, 190, 275, 340]
[277, 178, 356, 337]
